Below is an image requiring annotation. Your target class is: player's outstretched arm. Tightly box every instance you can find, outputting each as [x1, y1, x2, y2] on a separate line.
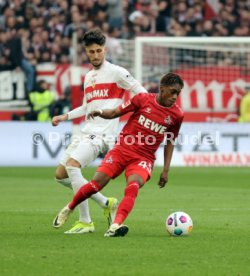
[52, 105, 87, 126]
[87, 107, 125, 120]
[158, 140, 175, 188]
[52, 114, 68, 126]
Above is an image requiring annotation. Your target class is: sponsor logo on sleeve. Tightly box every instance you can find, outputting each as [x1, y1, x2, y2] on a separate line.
[121, 100, 131, 109]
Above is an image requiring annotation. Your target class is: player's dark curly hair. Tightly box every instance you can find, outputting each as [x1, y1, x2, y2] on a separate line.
[82, 28, 106, 47]
[160, 73, 184, 88]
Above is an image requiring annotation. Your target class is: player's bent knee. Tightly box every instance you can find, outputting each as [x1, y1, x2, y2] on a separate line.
[66, 158, 81, 168]
[93, 172, 110, 188]
[127, 174, 145, 187]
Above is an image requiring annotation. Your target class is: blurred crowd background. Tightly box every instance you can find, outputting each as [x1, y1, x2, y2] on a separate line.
[0, 0, 250, 122]
[0, 0, 249, 69]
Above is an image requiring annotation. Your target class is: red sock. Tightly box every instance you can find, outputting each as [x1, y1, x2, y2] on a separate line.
[114, 181, 140, 225]
[68, 180, 102, 209]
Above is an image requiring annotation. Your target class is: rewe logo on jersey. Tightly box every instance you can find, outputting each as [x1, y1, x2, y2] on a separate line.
[138, 115, 167, 134]
[86, 89, 109, 101]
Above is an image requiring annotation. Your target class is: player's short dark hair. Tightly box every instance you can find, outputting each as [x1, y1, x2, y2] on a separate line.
[82, 28, 106, 47]
[160, 73, 184, 88]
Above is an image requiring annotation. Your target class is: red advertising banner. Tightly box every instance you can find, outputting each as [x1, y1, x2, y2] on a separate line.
[1, 64, 249, 122]
[176, 66, 250, 122]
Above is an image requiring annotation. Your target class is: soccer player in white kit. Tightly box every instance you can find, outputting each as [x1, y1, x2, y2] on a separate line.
[52, 29, 147, 234]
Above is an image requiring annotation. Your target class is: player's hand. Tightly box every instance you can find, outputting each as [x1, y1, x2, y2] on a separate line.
[158, 171, 168, 188]
[52, 114, 67, 126]
[87, 110, 102, 120]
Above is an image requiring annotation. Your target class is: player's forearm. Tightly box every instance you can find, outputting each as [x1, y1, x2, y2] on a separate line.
[67, 106, 86, 120]
[100, 108, 121, 119]
[52, 113, 68, 126]
[60, 114, 68, 121]
[88, 107, 126, 120]
[163, 141, 174, 172]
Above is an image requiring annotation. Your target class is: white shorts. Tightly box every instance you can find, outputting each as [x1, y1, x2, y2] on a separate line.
[60, 134, 111, 167]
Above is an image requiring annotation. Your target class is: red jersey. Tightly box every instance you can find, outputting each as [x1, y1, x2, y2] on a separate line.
[117, 93, 184, 161]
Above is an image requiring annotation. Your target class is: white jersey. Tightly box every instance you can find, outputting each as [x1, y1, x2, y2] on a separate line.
[68, 61, 147, 138]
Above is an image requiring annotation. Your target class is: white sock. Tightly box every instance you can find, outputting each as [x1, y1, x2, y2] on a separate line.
[55, 178, 72, 189]
[63, 167, 108, 208]
[66, 166, 91, 223]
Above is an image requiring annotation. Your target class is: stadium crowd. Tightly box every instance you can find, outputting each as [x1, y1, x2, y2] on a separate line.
[0, 0, 249, 70]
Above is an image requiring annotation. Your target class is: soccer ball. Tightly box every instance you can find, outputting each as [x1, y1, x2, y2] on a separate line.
[166, 211, 193, 236]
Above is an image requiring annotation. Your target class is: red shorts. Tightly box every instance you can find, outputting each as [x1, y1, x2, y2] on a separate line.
[97, 146, 154, 183]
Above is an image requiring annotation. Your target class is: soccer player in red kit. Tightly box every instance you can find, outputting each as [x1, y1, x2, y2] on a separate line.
[53, 73, 184, 237]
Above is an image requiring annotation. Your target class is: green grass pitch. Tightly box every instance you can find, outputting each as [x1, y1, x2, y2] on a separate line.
[0, 167, 249, 276]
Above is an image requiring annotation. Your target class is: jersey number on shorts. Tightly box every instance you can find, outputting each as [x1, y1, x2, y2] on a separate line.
[138, 161, 152, 174]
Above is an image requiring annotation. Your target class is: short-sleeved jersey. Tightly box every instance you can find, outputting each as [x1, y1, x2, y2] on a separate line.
[117, 93, 184, 161]
[81, 61, 147, 137]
